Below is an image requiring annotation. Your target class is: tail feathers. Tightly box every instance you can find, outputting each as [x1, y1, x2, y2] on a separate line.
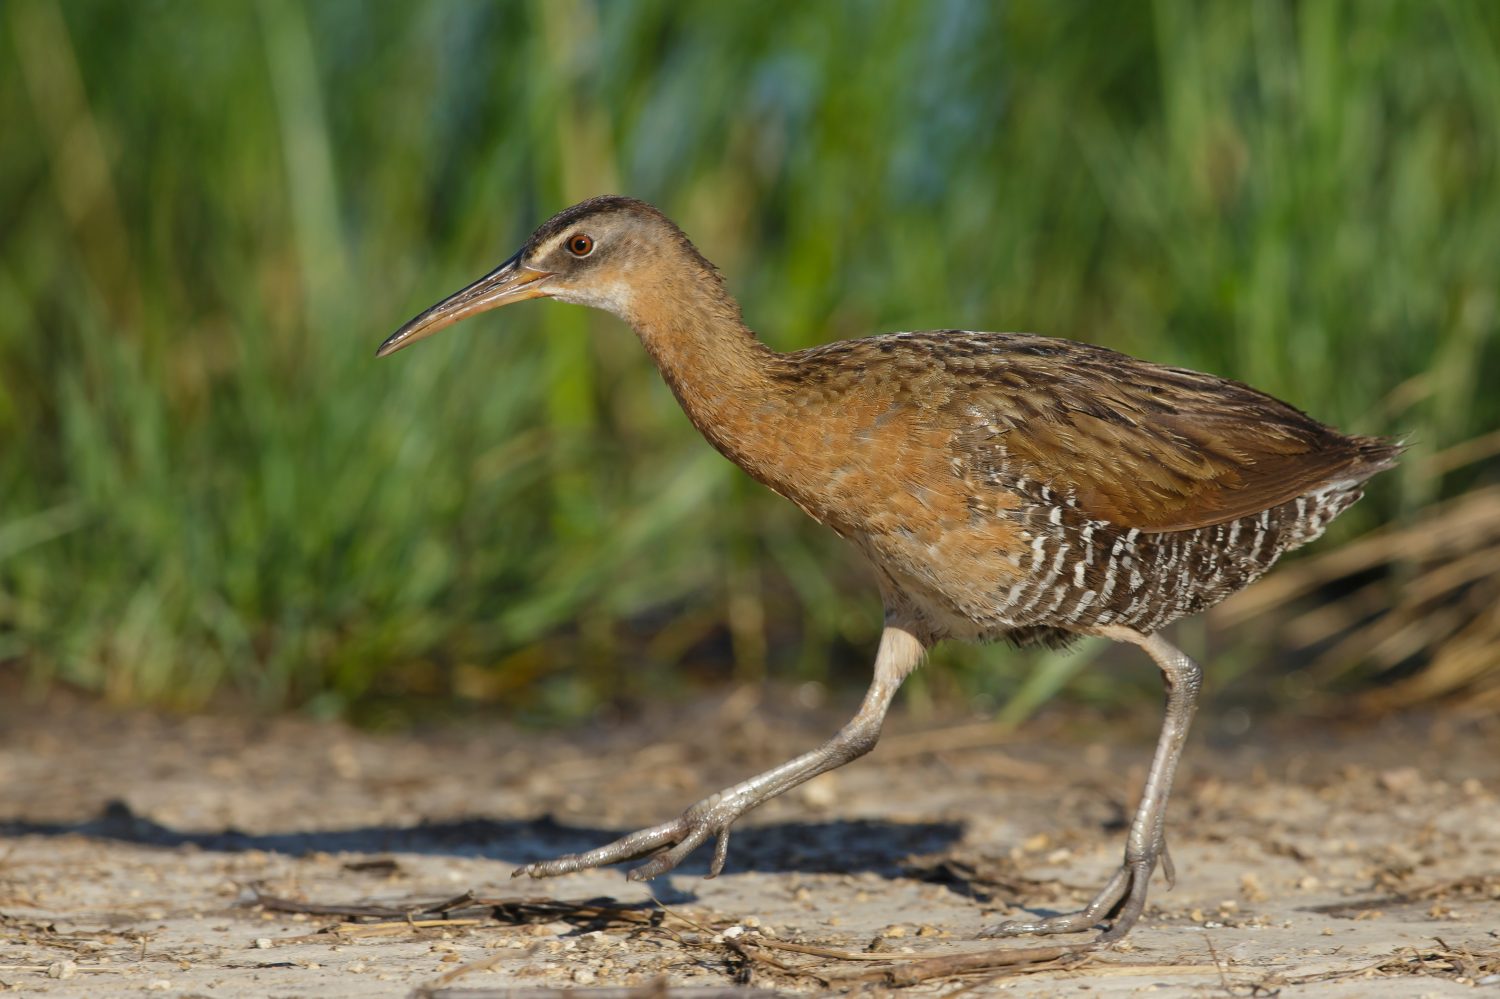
[1348, 433, 1405, 481]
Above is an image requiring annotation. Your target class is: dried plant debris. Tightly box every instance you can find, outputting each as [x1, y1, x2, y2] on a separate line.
[1, 914, 153, 957]
[415, 985, 778, 999]
[245, 887, 691, 941]
[900, 849, 1082, 906]
[1275, 941, 1500, 987]
[342, 856, 404, 875]
[246, 885, 1094, 991]
[1305, 873, 1500, 917]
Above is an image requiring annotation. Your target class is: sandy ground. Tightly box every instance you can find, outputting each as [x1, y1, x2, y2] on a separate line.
[1, 686, 1497, 997]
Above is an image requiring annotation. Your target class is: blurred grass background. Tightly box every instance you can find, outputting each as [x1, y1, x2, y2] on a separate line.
[1, 0, 1496, 724]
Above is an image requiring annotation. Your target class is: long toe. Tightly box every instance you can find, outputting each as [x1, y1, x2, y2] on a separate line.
[981, 863, 1136, 939]
[512, 799, 747, 881]
[625, 824, 714, 881]
[512, 818, 688, 879]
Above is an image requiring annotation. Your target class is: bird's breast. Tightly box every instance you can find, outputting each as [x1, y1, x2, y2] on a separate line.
[707, 389, 1032, 610]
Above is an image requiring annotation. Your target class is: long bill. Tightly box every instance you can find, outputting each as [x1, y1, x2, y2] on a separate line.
[375, 253, 553, 358]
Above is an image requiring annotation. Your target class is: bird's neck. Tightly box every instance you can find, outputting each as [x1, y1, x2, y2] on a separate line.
[620, 266, 785, 471]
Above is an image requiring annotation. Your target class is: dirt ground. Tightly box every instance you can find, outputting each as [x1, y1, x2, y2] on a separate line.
[1, 685, 1497, 997]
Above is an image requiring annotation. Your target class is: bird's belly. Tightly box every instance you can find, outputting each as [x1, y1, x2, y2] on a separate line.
[848, 517, 1032, 642]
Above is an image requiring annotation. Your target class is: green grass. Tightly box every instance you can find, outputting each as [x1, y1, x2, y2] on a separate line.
[1, 0, 1496, 719]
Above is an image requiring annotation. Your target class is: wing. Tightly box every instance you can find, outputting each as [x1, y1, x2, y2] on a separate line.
[912, 333, 1398, 533]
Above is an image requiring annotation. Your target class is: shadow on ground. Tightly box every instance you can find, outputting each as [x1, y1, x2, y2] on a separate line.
[0, 800, 963, 881]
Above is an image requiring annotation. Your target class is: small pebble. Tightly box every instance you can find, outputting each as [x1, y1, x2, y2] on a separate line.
[1379, 767, 1421, 795]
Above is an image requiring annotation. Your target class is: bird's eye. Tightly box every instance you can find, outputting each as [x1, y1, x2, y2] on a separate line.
[567, 233, 594, 257]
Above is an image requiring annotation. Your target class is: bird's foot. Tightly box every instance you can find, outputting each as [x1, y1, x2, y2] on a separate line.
[982, 849, 1166, 945]
[512, 792, 745, 882]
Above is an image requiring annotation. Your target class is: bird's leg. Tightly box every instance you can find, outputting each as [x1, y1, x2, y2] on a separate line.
[984, 626, 1201, 944]
[513, 624, 927, 883]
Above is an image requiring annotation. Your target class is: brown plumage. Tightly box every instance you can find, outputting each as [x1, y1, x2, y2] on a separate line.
[378, 195, 1400, 947]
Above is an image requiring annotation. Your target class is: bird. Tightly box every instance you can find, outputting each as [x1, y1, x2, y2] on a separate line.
[377, 195, 1400, 945]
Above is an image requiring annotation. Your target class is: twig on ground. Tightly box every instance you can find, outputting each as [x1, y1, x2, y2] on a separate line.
[840, 942, 1090, 986]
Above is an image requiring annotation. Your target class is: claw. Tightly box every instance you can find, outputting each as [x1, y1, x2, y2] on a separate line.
[708, 827, 731, 878]
[626, 860, 661, 882]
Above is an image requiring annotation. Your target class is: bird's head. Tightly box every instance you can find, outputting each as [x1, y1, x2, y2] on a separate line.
[376, 195, 697, 358]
